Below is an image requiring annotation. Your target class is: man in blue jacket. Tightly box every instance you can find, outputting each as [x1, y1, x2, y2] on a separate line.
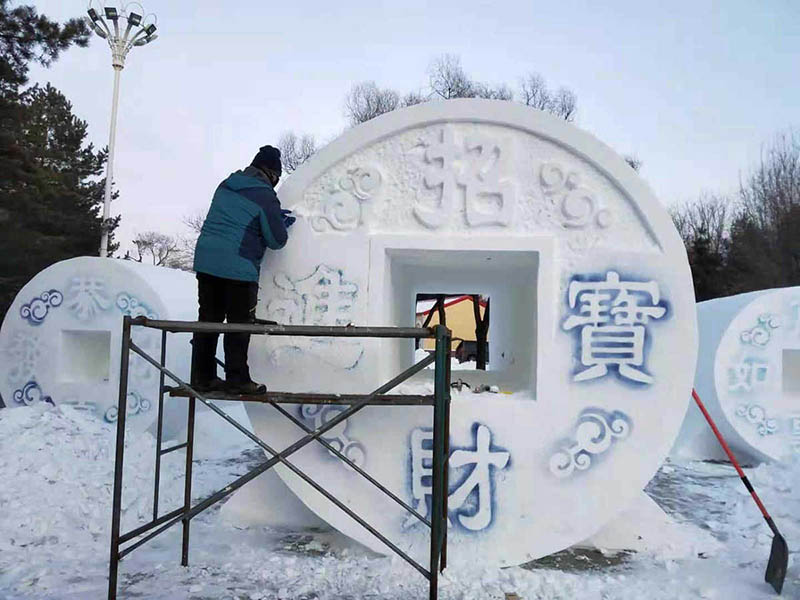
[191, 145, 295, 395]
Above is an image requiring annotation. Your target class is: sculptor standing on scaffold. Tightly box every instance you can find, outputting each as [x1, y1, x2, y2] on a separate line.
[191, 145, 296, 395]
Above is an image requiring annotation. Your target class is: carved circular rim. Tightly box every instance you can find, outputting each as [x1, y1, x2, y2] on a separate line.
[257, 99, 700, 565]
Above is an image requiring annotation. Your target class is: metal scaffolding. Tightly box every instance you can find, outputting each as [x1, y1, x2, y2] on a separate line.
[108, 316, 452, 600]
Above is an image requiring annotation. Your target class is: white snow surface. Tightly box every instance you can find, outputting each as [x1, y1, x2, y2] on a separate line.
[1, 403, 798, 600]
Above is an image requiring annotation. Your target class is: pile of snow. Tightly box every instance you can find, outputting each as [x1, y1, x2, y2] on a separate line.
[1, 403, 798, 599]
[0, 405, 163, 555]
[713, 458, 800, 562]
[0, 402, 255, 598]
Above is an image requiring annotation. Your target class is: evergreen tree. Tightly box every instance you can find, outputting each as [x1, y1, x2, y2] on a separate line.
[0, 0, 88, 89]
[1, 0, 90, 184]
[1, 84, 118, 301]
[0, 2, 115, 321]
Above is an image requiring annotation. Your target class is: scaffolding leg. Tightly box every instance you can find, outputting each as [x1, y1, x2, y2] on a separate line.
[429, 324, 450, 600]
[181, 396, 196, 567]
[153, 330, 167, 521]
[441, 347, 452, 570]
[108, 316, 132, 600]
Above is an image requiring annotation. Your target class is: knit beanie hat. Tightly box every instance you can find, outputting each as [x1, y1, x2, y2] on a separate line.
[251, 145, 282, 179]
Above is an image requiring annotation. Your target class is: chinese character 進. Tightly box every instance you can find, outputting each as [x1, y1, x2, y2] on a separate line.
[270, 265, 357, 326]
[405, 424, 510, 532]
[266, 265, 364, 369]
[562, 271, 667, 384]
[728, 358, 771, 393]
[414, 128, 515, 229]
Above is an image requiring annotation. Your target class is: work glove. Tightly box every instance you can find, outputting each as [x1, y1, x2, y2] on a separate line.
[281, 208, 296, 228]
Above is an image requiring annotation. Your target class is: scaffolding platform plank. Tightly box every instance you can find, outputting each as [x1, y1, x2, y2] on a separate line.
[163, 387, 433, 406]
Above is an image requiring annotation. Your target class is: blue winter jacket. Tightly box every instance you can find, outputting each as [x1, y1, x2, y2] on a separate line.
[193, 167, 288, 282]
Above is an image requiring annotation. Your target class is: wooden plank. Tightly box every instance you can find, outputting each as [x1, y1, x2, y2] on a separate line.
[163, 387, 433, 406]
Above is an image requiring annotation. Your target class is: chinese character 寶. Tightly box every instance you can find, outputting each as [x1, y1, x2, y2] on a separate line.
[563, 271, 666, 384]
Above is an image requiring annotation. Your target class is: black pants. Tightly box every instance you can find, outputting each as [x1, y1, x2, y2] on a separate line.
[191, 273, 258, 385]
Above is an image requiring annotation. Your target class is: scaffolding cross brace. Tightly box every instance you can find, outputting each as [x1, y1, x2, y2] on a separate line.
[108, 316, 452, 600]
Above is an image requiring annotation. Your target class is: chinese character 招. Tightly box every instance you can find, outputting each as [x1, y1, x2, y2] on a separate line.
[562, 271, 667, 384]
[414, 128, 515, 229]
[405, 424, 510, 532]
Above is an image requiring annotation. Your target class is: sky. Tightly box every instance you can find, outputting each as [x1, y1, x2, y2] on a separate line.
[26, 0, 800, 255]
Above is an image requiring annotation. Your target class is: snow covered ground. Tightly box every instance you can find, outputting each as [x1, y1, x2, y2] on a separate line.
[1, 403, 797, 599]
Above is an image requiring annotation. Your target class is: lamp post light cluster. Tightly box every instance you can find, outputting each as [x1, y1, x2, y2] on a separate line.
[86, 1, 158, 257]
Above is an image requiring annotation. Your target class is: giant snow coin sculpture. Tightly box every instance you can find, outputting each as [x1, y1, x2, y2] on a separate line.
[245, 99, 697, 566]
[0, 257, 196, 434]
[674, 288, 800, 463]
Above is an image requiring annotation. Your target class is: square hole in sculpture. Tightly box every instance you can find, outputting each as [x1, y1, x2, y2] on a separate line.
[385, 248, 538, 390]
[782, 349, 800, 395]
[60, 330, 111, 383]
[415, 294, 490, 371]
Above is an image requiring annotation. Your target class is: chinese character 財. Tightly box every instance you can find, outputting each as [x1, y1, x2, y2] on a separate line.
[562, 271, 667, 384]
[728, 358, 771, 393]
[404, 424, 510, 532]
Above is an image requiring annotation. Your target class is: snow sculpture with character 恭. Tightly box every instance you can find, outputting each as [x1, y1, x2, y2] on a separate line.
[0, 257, 197, 436]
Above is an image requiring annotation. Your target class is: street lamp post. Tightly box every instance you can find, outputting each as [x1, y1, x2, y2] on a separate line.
[86, 2, 158, 257]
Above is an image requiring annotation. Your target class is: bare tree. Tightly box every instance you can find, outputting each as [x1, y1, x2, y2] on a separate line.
[520, 73, 550, 110]
[666, 131, 800, 300]
[428, 54, 512, 101]
[738, 132, 800, 231]
[344, 81, 400, 126]
[428, 54, 474, 99]
[471, 82, 514, 101]
[722, 131, 800, 291]
[669, 194, 732, 256]
[128, 231, 180, 266]
[278, 131, 316, 174]
[551, 87, 577, 122]
[401, 90, 427, 107]
[161, 211, 207, 271]
[344, 56, 578, 128]
[183, 211, 205, 236]
[520, 73, 576, 121]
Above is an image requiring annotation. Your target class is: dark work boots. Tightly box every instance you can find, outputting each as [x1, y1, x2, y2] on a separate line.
[226, 380, 267, 395]
[192, 377, 226, 394]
